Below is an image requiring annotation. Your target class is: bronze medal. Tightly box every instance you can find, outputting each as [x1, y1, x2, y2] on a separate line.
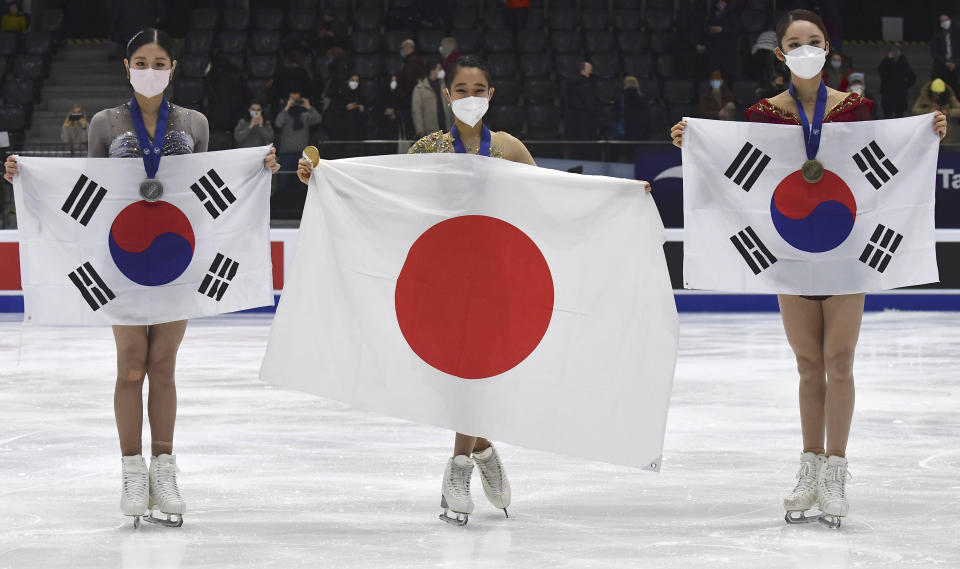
[801, 159, 824, 184]
[139, 178, 163, 202]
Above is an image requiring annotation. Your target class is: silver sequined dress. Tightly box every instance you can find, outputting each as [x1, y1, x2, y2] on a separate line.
[87, 102, 209, 158]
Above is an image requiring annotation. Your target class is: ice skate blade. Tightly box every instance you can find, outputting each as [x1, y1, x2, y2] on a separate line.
[439, 496, 469, 526]
[145, 512, 184, 528]
[131, 516, 141, 529]
[503, 508, 509, 519]
[818, 515, 842, 529]
[784, 511, 822, 524]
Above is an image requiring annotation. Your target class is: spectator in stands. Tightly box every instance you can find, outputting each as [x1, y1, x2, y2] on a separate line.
[313, 8, 347, 54]
[439, 37, 461, 72]
[823, 51, 850, 91]
[564, 61, 599, 140]
[272, 52, 313, 109]
[617, 76, 648, 141]
[913, 78, 960, 143]
[749, 30, 778, 82]
[678, 0, 709, 103]
[206, 54, 245, 131]
[325, 47, 350, 89]
[0, 1, 27, 32]
[699, 70, 736, 120]
[503, 0, 530, 32]
[846, 73, 878, 119]
[275, 91, 321, 191]
[755, 71, 787, 101]
[60, 104, 87, 148]
[933, 14, 960, 96]
[412, 60, 452, 139]
[878, 46, 916, 118]
[233, 101, 274, 148]
[324, 74, 368, 143]
[398, 39, 424, 136]
[706, 0, 741, 80]
[373, 76, 403, 139]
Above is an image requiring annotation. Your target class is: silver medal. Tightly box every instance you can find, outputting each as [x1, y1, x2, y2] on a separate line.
[139, 178, 163, 202]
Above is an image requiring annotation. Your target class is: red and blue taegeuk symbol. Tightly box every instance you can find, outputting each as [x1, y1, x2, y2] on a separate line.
[109, 201, 195, 286]
[770, 169, 857, 253]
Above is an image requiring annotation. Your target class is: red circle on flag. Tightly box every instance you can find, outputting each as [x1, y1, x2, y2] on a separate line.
[395, 215, 554, 379]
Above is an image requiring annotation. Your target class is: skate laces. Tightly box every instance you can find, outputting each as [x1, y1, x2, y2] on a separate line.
[477, 451, 504, 487]
[123, 466, 148, 502]
[154, 462, 183, 503]
[790, 460, 817, 495]
[447, 462, 472, 500]
[820, 463, 851, 502]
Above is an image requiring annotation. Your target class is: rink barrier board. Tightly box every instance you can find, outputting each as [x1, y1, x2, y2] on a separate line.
[3, 228, 960, 313]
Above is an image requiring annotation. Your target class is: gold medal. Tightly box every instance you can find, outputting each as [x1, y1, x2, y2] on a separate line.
[801, 159, 824, 184]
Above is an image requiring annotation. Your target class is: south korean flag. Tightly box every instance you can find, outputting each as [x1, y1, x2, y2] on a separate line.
[12, 145, 274, 325]
[681, 114, 940, 295]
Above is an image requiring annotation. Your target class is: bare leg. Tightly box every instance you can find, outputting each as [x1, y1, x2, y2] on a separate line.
[113, 325, 149, 457]
[145, 320, 187, 457]
[821, 294, 864, 458]
[453, 433, 492, 457]
[778, 295, 827, 455]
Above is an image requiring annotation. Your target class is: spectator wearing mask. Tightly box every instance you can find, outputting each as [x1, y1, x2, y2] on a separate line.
[756, 72, 787, 101]
[0, 1, 27, 32]
[503, 0, 531, 32]
[699, 70, 736, 120]
[706, 0, 741, 80]
[397, 39, 425, 135]
[823, 51, 851, 91]
[564, 61, 600, 140]
[275, 91, 321, 190]
[439, 37, 461, 72]
[846, 73, 879, 120]
[932, 14, 960, 96]
[878, 46, 916, 119]
[913, 78, 960, 143]
[615, 76, 649, 140]
[234, 101, 274, 148]
[412, 60, 452, 139]
[373, 75, 404, 139]
[324, 74, 368, 142]
[60, 104, 87, 148]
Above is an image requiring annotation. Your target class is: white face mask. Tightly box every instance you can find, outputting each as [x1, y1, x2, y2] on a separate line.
[390, 80, 398, 90]
[783, 45, 827, 80]
[129, 68, 171, 98]
[710, 80, 723, 90]
[449, 95, 489, 128]
[830, 59, 841, 69]
[348, 80, 359, 90]
[943, 20, 952, 30]
[850, 85, 864, 95]
[436, 69, 445, 80]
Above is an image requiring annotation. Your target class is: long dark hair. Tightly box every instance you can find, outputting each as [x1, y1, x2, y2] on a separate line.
[445, 55, 492, 89]
[125, 28, 176, 61]
[775, 9, 829, 51]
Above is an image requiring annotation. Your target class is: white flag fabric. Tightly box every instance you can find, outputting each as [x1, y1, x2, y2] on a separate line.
[13, 146, 274, 325]
[260, 154, 678, 470]
[682, 114, 939, 295]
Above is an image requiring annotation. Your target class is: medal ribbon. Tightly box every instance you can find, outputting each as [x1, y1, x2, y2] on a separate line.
[129, 97, 170, 178]
[450, 124, 492, 156]
[788, 81, 827, 160]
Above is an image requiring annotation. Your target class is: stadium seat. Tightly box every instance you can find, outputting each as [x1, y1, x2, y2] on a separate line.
[384, 53, 404, 76]
[354, 54, 385, 79]
[485, 30, 516, 53]
[488, 53, 519, 78]
[0, 32, 17, 56]
[173, 77, 204, 108]
[219, 53, 245, 73]
[355, 9, 382, 31]
[525, 10, 545, 30]
[731, 80, 759, 105]
[487, 104, 524, 133]
[358, 79, 381, 106]
[453, 10, 478, 30]
[255, 9, 284, 30]
[417, 30, 445, 55]
[483, 8, 506, 30]
[741, 10, 769, 33]
[330, 0, 354, 9]
[548, 10, 578, 31]
[614, 10, 643, 31]
[554, 54, 583, 80]
[745, 0, 771, 9]
[618, 32, 649, 53]
[185, 30, 214, 54]
[492, 77, 521, 104]
[2, 77, 36, 105]
[661, 79, 692, 103]
[517, 29, 548, 53]
[622, 53, 654, 78]
[13, 54, 45, 80]
[0, 105, 26, 131]
[520, 53, 552, 79]
[384, 30, 409, 53]
[191, 8, 219, 30]
[594, 79, 622, 104]
[582, 0, 609, 8]
[180, 53, 210, 78]
[350, 31, 381, 54]
[523, 78, 554, 104]
[526, 105, 561, 138]
[615, 0, 642, 7]
[248, 54, 278, 79]
[22, 32, 52, 55]
[208, 130, 234, 151]
[287, 9, 317, 32]
[0, 55, 9, 76]
[581, 10, 609, 31]
[250, 31, 280, 54]
[656, 54, 676, 78]
[245, 78, 272, 101]
[37, 9, 64, 33]
[454, 30, 482, 54]
[357, 0, 383, 9]
[646, 0, 674, 8]
[585, 31, 615, 54]
[645, 9, 674, 32]
[591, 53, 620, 78]
[222, 9, 250, 31]
[551, 30, 583, 54]
[551, 0, 576, 8]
[649, 32, 676, 54]
[217, 31, 247, 53]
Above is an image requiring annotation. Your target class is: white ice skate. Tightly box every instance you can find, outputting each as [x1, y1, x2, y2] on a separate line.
[783, 451, 825, 524]
[474, 445, 511, 518]
[147, 454, 185, 527]
[818, 455, 850, 529]
[439, 455, 474, 526]
[121, 455, 149, 528]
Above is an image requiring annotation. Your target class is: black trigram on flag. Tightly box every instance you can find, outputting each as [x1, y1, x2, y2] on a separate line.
[191, 169, 236, 219]
[67, 262, 115, 311]
[724, 142, 771, 192]
[198, 253, 239, 301]
[730, 226, 778, 275]
[859, 224, 903, 273]
[852, 141, 898, 190]
[61, 175, 107, 226]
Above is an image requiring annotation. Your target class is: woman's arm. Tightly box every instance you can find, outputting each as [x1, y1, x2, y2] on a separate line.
[86, 110, 111, 157]
[193, 111, 210, 153]
[500, 132, 536, 166]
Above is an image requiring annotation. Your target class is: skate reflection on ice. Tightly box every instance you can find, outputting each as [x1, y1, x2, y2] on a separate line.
[440, 525, 511, 568]
[120, 530, 188, 569]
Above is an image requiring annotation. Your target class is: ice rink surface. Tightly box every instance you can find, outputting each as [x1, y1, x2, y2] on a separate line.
[1, 311, 959, 569]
